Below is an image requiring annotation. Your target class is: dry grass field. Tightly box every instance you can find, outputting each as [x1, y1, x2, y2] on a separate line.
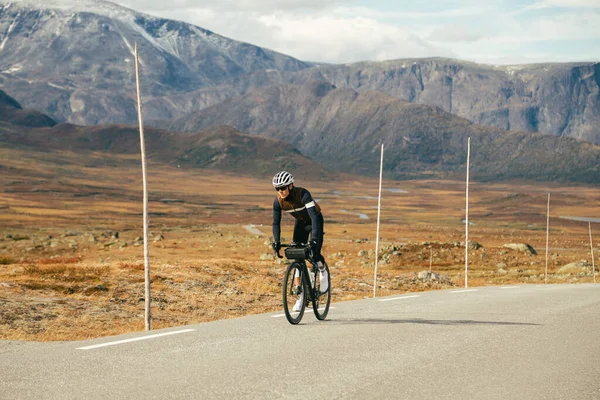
[1, 147, 599, 341]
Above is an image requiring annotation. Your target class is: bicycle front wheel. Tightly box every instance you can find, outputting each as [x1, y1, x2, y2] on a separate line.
[313, 264, 331, 320]
[283, 262, 306, 324]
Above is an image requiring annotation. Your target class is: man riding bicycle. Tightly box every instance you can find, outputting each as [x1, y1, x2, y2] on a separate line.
[271, 171, 329, 311]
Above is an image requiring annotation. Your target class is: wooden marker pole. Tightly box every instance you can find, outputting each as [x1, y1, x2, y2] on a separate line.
[589, 222, 596, 284]
[465, 137, 470, 288]
[545, 193, 550, 284]
[134, 43, 151, 331]
[373, 144, 384, 298]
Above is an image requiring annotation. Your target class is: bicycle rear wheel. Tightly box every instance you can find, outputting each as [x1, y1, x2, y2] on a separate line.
[313, 264, 331, 320]
[283, 262, 306, 324]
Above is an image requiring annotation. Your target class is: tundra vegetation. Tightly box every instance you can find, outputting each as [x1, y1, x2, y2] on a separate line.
[0, 148, 598, 341]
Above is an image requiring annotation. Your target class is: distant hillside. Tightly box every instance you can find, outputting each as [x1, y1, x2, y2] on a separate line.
[0, 89, 21, 108]
[163, 81, 600, 183]
[0, 116, 333, 178]
[0, 89, 56, 127]
[1, 84, 598, 184]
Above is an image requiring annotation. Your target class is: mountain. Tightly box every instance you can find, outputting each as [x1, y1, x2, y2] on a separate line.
[0, 0, 310, 125]
[163, 81, 600, 183]
[287, 58, 600, 143]
[191, 58, 600, 143]
[1, 1, 598, 146]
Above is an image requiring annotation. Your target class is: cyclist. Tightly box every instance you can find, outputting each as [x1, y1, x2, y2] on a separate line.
[271, 171, 329, 311]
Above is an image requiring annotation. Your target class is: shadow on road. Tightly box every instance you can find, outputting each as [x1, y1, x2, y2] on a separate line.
[327, 318, 541, 326]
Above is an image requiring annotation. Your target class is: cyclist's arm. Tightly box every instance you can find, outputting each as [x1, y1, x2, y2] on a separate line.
[272, 198, 282, 243]
[302, 189, 321, 243]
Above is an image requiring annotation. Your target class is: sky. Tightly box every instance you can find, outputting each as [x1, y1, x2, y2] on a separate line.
[114, 0, 600, 65]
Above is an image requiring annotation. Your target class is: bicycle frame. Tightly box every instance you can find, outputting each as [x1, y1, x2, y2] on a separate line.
[295, 260, 319, 304]
[278, 243, 319, 301]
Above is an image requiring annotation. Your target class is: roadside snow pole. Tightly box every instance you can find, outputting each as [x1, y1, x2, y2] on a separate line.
[545, 193, 550, 284]
[464, 137, 470, 288]
[589, 222, 596, 284]
[134, 43, 151, 331]
[373, 143, 384, 298]
[429, 248, 433, 273]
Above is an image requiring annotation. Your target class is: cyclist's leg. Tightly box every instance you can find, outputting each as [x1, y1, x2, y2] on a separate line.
[314, 214, 329, 293]
[293, 219, 310, 244]
[313, 213, 325, 264]
[293, 220, 310, 287]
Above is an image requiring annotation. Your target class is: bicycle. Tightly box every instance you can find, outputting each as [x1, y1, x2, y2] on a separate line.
[275, 242, 331, 324]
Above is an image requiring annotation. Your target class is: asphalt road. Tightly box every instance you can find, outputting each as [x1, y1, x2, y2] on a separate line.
[1, 284, 599, 399]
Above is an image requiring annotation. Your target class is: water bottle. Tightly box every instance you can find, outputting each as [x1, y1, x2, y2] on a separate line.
[309, 271, 315, 287]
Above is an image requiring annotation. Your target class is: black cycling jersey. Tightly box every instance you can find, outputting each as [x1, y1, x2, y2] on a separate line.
[272, 186, 322, 245]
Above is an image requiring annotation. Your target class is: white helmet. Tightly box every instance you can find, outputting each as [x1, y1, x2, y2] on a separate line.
[272, 171, 294, 187]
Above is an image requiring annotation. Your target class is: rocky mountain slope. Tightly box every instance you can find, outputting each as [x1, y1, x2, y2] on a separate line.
[162, 81, 600, 183]
[278, 59, 600, 143]
[0, 0, 310, 125]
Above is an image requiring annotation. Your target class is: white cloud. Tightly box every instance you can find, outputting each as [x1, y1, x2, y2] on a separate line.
[525, 0, 600, 10]
[427, 24, 482, 43]
[218, 0, 341, 12]
[487, 11, 600, 42]
[333, 5, 490, 19]
[116, 0, 341, 13]
[255, 14, 452, 62]
[528, 13, 600, 40]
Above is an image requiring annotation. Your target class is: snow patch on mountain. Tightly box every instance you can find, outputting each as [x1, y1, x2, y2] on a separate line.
[5, 0, 136, 20]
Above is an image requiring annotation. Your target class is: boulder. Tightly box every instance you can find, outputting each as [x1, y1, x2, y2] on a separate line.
[503, 243, 537, 255]
[558, 260, 594, 274]
[469, 241, 483, 250]
[418, 271, 439, 281]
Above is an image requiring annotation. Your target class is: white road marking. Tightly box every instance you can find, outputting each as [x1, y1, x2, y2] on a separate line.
[450, 289, 478, 293]
[378, 295, 421, 302]
[499, 286, 520, 289]
[76, 329, 195, 350]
